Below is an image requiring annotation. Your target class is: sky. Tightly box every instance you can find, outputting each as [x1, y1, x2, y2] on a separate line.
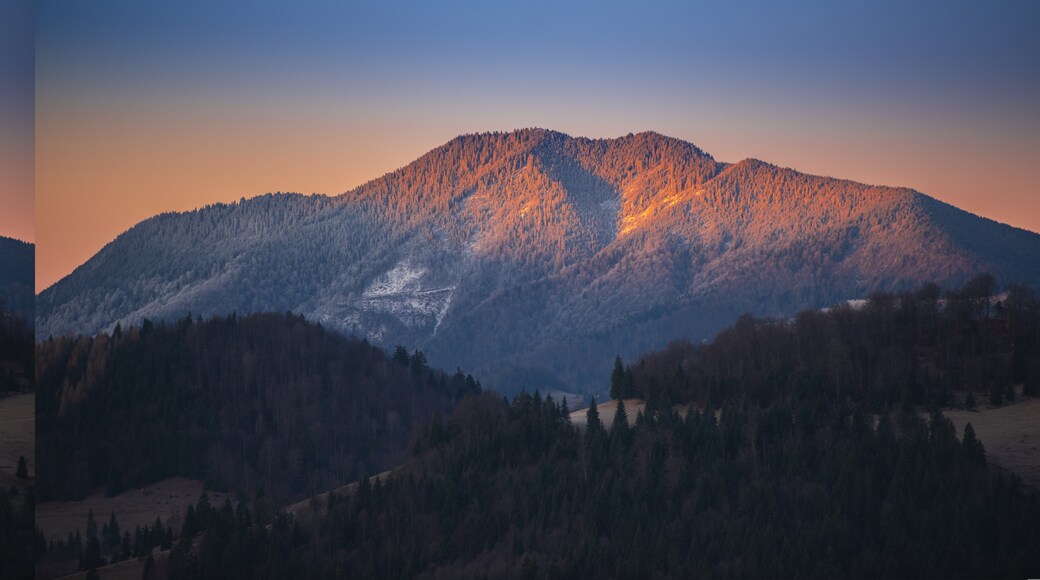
[34, 0, 1040, 291]
[0, 0, 34, 244]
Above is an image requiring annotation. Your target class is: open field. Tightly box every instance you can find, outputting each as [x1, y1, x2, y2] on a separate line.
[569, 398, 696, 429]
[36, 477, 232, 543]
[945, 396, 1040, 489]
[0, 392, 33, 485]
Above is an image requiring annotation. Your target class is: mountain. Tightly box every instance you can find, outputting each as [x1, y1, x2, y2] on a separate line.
[35, 312, 474, 503]
[0, 236, 32, 318]
[35, 129, 1040, 393]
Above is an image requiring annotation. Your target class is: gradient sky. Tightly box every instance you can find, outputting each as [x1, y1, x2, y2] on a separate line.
[0, 0, 34, 244]
[35, 0, 1040, 291]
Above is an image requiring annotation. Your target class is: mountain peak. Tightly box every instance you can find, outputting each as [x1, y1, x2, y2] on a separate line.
[36, 130, 1040, 394]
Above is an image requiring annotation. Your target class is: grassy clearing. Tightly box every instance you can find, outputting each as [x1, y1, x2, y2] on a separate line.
[36, 477, 232, 544]
[945, 396, 1040, 489]
[0, 392, 33, 486]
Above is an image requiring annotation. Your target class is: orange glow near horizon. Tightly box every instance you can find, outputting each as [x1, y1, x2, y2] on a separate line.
[0, 144, 34, 244]
[33, 1, 1040, 293]
[35, 105, 1040, 293]
[36, 90, 1040, 293]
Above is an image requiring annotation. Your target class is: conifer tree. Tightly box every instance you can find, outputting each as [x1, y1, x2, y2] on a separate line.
[614, 398, 629, 432]
[610, 357, 625, 400]
[962, 422, 986, 464]
[586, 397, 602, 433]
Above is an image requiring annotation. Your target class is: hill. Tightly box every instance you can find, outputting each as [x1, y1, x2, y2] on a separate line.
[36, 130, 1040, 393]
[0, 236, 32, 318]
[35, 312, 479, 503]
[621, 276, 1040, 412]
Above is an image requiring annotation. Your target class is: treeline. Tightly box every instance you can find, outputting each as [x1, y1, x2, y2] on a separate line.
[36, 312, 480, 503]
[39, 506, 177, 577]
[622, 275, 1040, 410]
[162, 389, 1038, 578]
[0, 300, 33, 393]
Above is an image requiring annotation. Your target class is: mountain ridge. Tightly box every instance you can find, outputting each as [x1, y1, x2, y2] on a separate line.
[36, 129, 1040, 393]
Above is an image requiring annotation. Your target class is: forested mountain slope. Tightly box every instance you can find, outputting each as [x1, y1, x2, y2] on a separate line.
[36, 130, 1040, 393]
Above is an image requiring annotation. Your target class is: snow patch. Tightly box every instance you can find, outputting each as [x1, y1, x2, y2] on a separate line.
[363, 261, 428, 298]
[355, 258, 456, 333]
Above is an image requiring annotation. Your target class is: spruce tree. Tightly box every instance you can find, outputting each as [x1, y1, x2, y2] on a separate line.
[610, 357, 625, 400]
[86, 509, 98, 542]
[962, 422, 986, 463]
[989, 382, 1004, 406]
[586, 397, 602, 433]
[614, 398, 629, 432]
[107, 513, 120, 550]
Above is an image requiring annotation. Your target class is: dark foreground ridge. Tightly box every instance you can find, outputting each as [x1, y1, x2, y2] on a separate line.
[36, 312, 479, 504]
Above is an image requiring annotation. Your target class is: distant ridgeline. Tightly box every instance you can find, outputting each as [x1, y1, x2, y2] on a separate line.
[35, 312, 481, 503]
[36, 130, 1040, 395]
[0, 236, 33, 319]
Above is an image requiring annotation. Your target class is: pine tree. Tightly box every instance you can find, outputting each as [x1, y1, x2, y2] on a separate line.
[614, 398, 629, 432]
[989, 382, 1004, 406]
[610, 357, 625, 400]
[81, 536, 103, 571]
[586, 397, 602, 433]
[107, 512, 120, 549]
[86, 509, 98, 542]
[962, 422, 986, 463]
[965, 391, 976, 410]
[392, 345, 409, 366]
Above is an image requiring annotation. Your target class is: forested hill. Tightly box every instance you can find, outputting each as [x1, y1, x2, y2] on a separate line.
[35, 312, 481, 503]
[0, 300, 32, 393]
[620, 275, 1040, 411]
[0, 236, 32, 318]
[165, 279, 1040, 578]
[37, 129, 1040, 395]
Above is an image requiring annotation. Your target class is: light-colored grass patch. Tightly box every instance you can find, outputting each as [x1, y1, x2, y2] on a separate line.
[0, 392, 33, 485]
[945, 397, 1040, 489]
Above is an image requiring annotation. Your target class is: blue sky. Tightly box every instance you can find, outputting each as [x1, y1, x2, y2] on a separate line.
[30, 0, 1040, 288]
[0, 0, 34, 243]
